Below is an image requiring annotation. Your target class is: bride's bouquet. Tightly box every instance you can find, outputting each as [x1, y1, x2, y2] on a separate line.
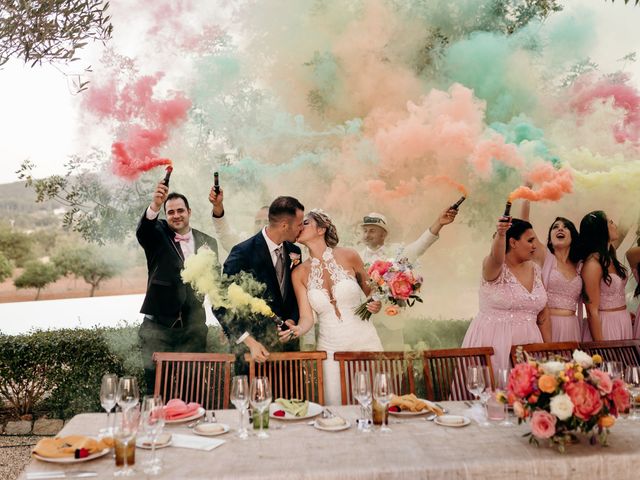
[355, 257, 423, 321]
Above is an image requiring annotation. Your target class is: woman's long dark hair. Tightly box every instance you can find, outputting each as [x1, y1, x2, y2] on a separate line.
[546, 217, 581, 264]
[505, 218, 533, 253]
[635, 236, 640, 297]
[578, 210, 626, 286]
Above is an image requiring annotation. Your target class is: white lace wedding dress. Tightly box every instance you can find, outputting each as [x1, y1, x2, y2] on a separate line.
[307, 248, 383, 405]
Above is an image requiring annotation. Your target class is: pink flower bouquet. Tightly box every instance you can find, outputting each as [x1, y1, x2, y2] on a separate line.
[507, 350, 630, 452]
[355, 257, 422, 321]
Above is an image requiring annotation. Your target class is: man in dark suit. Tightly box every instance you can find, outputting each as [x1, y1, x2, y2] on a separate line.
[211, 194, 304, 366]
[137, 180, 219, 393]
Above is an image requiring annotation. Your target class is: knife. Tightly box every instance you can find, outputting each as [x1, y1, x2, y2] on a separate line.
[26, 471, 97, 479]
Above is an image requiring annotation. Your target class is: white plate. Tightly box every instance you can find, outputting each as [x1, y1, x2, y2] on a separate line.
[136, 433, 172, 449]
[313, 419, 351, 432]
[389, 399, 441, 417]
[193, 423, 230, 437]
[33, 448, 110, 464]
[269, 401, 323, 421]
[434, 415, 470, 428]
[165, 407, 205, 424]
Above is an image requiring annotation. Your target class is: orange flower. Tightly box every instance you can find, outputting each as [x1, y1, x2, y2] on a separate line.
[598, 415, 615, 428]
[385, 305, 400, 316]
[538, 374, 558, 394]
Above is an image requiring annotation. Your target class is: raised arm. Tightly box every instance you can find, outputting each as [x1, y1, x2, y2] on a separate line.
[581, 257, 604, 341]
[627, 245, 640, 272]
[518, 199, 546, 267]
[402, 207, 458, 262]
[208, 186, 242, 252]
[136, 181, 168, 246]
[482, 217, 510, 282]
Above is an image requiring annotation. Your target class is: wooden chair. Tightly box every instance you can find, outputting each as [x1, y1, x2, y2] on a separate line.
[333, 351, 417, 405]
[580, 340, 640, 368]
[152, 352, 235, 410]
[244, 351, 327, 405]
[422, 347, 494, 402]
[509, 342, 579, 366]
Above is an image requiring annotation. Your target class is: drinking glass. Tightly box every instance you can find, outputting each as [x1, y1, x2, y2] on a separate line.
[113, 406, 140, 477]
[100, 373, 118, 435]
[373, 372, 393, 433]
[352, 370, 372, 433]
[117, 376, 139, 412]
[250, 377, 272, 439]
[625, 366, 640, 421]
[140, 395, 165, 475]
[496, 368, 515, 427]
[465, 366, 486, 404]
[230, 375, 250, 440]
[603, 361, 623, 380]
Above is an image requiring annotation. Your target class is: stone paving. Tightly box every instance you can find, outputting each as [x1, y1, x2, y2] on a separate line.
[0, 435, 44, 480]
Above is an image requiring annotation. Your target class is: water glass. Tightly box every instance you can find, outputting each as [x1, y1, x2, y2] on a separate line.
[496, 368, 514, 427]
[140, 396, 165, 475]
[230, 375, 250, 440]
[250, 377, 272, 439]
[625, 366, 640, 421]
[100, 373, 118, 435]
[373, 372, 393, 433]
[117, 376, 139, 412]
[603, 361, 623, 380]
[113, 406, 140, 477]
[465, 366, 486, 404]
[352, 370, 372, 432]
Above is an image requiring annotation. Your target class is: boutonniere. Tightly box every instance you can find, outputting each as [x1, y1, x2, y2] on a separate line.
[289, 252, 301, 269]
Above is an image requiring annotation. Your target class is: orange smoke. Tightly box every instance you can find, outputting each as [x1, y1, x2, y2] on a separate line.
[368, 175, 468, 201]
[421, 175, 468, 196]
[508, 164, 573, 202]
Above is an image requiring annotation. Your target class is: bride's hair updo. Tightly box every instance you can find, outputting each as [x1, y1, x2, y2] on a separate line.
[308, 209, 339, 248]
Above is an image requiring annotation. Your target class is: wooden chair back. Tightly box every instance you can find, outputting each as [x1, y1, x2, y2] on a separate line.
[152, 352, 235, 410]
[580, 340, 640, 367]
[422, 347, 494, 402]
[333, 351, 417, 405]
[244, 351, 327, 405]
[510, 342, 579, 366]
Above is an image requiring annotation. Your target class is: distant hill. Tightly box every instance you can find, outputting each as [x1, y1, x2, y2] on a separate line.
[0, 180, 63, 230]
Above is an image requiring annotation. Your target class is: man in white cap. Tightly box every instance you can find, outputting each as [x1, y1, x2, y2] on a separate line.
[359, 206, 458, 350]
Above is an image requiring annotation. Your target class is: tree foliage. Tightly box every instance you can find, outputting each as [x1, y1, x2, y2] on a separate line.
[0, 252, 12, 282]
[0, 224, 34, 267]
[53, 245, 124, 296]
[0, 0, 113, 70]
[14, 260, 61, 300]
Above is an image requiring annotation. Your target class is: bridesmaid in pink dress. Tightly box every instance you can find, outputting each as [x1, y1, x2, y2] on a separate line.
[462, 217, 547, 373]
[579, 211, 632, 341]
[626, 240, 640, 339]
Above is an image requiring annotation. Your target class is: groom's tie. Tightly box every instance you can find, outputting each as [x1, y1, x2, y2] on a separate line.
[274, 246, 286, 296]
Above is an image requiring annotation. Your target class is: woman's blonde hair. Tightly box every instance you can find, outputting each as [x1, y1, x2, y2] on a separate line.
[308, 209, 339, 248]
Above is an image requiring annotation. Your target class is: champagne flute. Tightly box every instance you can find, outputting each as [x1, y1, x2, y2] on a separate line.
[496, 368, 514, 427]
[141, 395, 165, 475]
[603, 361, 623, 380]
[352, 370, 372, 433]
[117, 376, 139, 412]
[100, 373, 118, 435]
[465, 366, 486, 405]
[250, 377, 272, 439]
[373, 372, 393, 433]
[625, 366, 640, 421]
[230, 375, 250, 440]
[114, 405, 140, 477]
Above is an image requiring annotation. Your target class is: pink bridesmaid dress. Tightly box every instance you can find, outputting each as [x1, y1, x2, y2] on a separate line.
[582, 273, 633, 341]
[633, 269, 640, 339]
[462, 264, 547, 373]
[541, 251, 583, 342]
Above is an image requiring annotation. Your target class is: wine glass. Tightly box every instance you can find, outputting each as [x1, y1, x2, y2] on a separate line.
[230, 375, 250, 440]
[352, 370, 372, 433]
[140, 395, 165, 475]
[496, 368, 514, 427]
[603, 361, 623, 380]
[465, 366, 486, 404]
[250, 377, 272, 439]
[373, 372, 393, 433]
[117, 376, 139, 412]
[113, 405, 140, 477]
[100, 373, 118, 435]
[625, 366, 640, 421]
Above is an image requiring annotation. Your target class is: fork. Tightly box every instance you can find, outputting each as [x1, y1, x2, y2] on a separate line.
[322, 408, 335, 419]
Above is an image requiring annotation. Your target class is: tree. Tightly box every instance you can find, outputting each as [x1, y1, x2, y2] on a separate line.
[14, 260, 60, 300]
[53, 245, 124, 296]
[0, 224, 34, 267]
[0, 252, 12, 282]
[0, 0, 113, 71]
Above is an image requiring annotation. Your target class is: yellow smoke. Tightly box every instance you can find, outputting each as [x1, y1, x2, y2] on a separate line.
[227, 283, 274, 317]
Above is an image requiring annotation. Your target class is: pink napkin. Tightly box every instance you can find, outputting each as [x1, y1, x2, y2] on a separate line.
[163, 399, 201, 420]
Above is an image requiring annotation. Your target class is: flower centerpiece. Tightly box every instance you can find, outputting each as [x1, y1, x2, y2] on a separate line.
[355, 257, 422, 321]
[507, 350, 630, 452]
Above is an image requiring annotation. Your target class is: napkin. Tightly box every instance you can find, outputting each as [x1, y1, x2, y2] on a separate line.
[317, 416, 347, 428]
[275, 398, 309, 417]
[390, 394, 443, 415]
[437, 415, 467, 426]
[33, 436, 113, 459]
[170, 434, 225, 451]
[163, 399, 201, 420]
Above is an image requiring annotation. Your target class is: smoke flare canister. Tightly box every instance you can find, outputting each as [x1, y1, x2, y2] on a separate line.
[451, 196, 466, 210]
[161, 166, 173, 187]
[499, 201, 512, 222]
[214, 171, 220, 194]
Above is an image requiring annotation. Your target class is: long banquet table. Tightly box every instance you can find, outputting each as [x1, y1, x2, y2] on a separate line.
[19, 402, 640, 479]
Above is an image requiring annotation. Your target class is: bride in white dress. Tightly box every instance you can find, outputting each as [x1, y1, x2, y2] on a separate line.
[279, 209, 382, 405]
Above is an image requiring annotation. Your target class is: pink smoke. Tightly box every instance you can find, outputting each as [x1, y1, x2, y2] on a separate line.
[468, 134, 525, 177]
[508, 163, 573, 202]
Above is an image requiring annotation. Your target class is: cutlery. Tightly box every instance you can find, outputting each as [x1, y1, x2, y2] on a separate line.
[27, 471, 97, 479]
[187, 419, 202, 429]
[322, 408, 335, 419]
[205, 410, 217, 423]
[464, 401, 473, 408]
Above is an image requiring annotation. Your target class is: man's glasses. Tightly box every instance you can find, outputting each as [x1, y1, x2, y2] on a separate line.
[363, 216, 385, 225]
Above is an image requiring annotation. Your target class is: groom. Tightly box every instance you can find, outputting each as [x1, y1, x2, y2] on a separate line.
[216, 196, 304, 367]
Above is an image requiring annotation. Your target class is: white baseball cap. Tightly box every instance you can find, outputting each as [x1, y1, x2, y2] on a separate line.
[360, 212, 388, 232]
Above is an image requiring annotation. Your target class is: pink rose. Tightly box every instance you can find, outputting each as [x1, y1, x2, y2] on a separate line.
[388, 272, 414, 300]
[565, 381, 603, 421]
[530, 410, 557, 439]
[370, 270, 382, 283]
[508, 363, 538, 399]
[588, 369, 613, 395]
[368, 260, 392, 277]
[611, 378, 631, 414]
[513, 400, 527, 419]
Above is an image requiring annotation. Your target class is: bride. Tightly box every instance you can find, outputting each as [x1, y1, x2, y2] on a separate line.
[278, 209, 382, 405]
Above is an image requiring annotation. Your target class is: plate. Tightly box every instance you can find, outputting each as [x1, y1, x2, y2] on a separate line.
[165, 407, 205, 424]
[136, 433, 172, 449]
[434, 415, 470, 428]
[313, 419, 351, 432]
[33, 448, 110, 464]
[389, 399, 442, 417]
[193, 423, 230, 437]
[269, 401, 323, 421]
